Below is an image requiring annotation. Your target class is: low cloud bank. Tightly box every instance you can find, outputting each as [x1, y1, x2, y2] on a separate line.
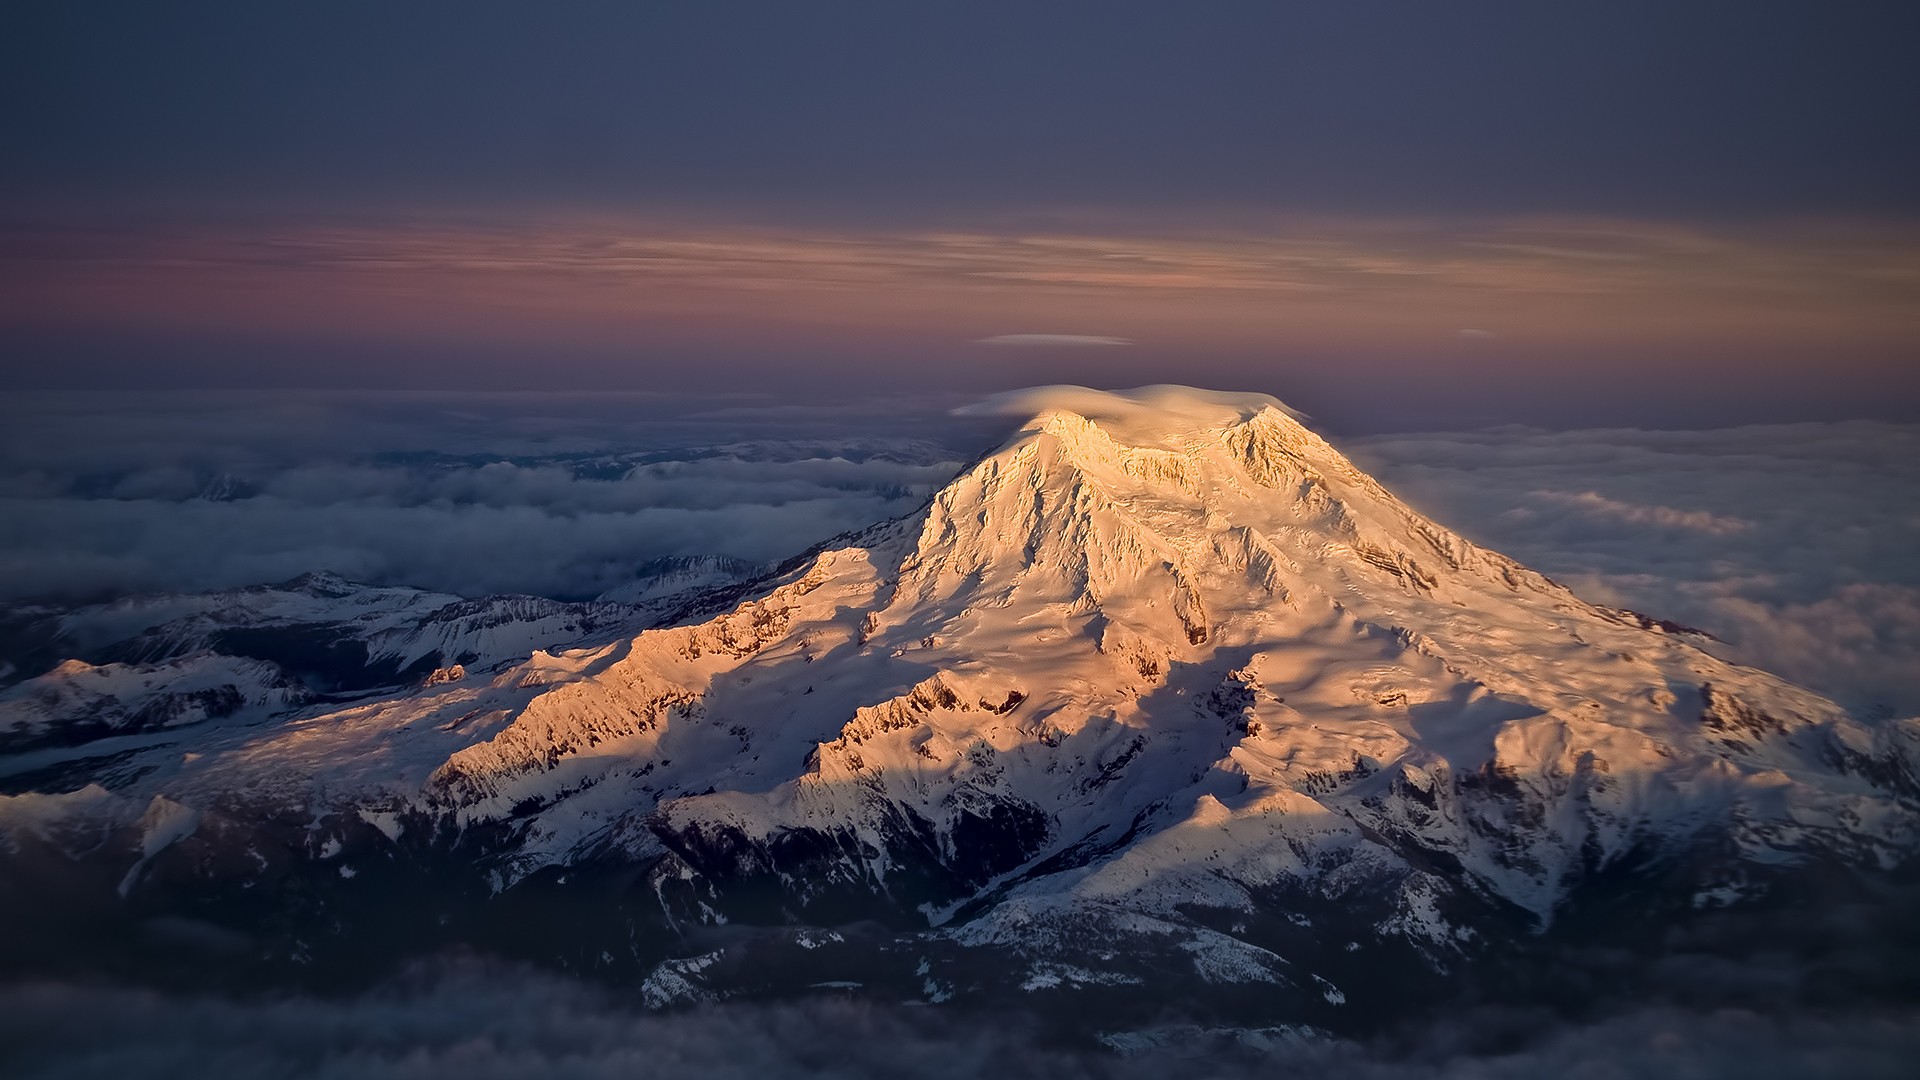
[0, 478, 937, 602]
[0, 391, 983, 603]
[1, 968, 1914, 1080]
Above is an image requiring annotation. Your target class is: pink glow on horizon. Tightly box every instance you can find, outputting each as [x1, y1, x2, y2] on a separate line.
[3, 215, 1917, 371]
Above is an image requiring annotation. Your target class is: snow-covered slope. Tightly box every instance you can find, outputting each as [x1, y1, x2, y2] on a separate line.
[2, 386, 1914, 1024]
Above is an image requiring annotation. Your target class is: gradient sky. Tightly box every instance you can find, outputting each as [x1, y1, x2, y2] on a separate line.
[4, 2, 1918, 429]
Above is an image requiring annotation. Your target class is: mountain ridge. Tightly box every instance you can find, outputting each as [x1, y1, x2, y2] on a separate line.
[1, 386, 1913, 1030]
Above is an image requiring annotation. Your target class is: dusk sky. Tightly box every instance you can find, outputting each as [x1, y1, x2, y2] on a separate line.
[5, 2, 1919, 427]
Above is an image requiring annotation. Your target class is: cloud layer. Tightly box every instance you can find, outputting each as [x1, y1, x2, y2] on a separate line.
[1, 967, 1915, 1080]
[0, 391, 984, 603]
[975, 335, 1132, 348]
[6, 217, 1916, 369]
[1348, 421, 1920, 714]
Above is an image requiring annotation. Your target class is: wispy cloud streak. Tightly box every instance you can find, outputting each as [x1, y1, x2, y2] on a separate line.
[976, 334, 1131, 347]
[3, 216, 1916, 354]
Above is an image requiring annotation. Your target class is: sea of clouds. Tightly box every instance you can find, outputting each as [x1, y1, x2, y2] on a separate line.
[2, 964, 1915, 1080]
[0, 390, 990, 603]
[1345, 422, 1920, 715]
[2, 390, 1914, 715]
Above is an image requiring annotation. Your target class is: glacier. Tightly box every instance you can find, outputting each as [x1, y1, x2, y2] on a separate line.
[1, 386, 1914, 1032]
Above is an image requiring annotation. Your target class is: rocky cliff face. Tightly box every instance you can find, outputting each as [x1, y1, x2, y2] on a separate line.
[2, 387, 1914, 1030]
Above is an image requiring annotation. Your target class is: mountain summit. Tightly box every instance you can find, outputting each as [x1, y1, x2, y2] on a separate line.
[3, 386, 1914, 1027]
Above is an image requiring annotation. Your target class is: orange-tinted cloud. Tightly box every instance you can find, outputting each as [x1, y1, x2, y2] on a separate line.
[3, 215, 1917, 361]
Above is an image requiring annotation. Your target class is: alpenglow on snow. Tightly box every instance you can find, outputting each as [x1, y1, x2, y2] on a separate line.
[2, 386, 1914, 1028]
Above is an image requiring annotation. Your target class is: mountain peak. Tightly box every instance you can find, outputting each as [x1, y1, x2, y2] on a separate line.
[924, 385, 1504, 617]
[963, 385, 1360, 501]
[961, 384, 1306, 448]
[8, 385, 1915, 1024]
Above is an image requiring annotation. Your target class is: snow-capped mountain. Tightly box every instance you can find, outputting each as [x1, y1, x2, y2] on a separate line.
[0, 570, 695, 701]
[594, 555, 764, 606]
[2, 387, 1914, 1029]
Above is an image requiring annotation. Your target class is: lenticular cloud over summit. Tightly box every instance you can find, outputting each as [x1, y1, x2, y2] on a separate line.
[973, 334, 1134, 348]
[955, 383, 1307, 432]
